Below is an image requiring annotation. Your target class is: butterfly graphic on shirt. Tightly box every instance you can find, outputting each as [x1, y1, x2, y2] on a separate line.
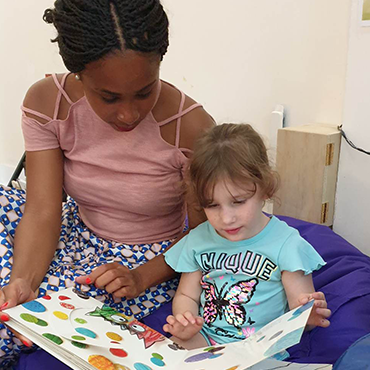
[201, 275, 258, 329]
[247, 317, 256, 325]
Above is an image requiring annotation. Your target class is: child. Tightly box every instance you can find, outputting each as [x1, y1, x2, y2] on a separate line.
[163, 123, 331, 350]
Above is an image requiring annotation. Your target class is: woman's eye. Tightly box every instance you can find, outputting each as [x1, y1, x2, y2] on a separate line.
[101, 96, 119, 104]
[136, 90, 152, 100]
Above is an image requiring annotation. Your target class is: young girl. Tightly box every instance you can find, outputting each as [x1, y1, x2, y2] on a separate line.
[163, 123, 331, 350]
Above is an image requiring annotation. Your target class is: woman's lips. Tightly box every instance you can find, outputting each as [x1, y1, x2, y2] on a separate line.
[112, 123, 137, 132]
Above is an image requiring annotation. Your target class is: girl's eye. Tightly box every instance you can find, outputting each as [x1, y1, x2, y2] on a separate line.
[205, 204, 218, 209]
[233, 200, 246, 205]
[136, 90, 152, 100]
[101, 96, 119, 104]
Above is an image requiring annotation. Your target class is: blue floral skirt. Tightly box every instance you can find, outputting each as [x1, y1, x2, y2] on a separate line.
[0, 185, 178, 367]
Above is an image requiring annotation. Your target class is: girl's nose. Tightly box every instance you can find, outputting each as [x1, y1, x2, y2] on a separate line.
[220, 208, 236, 224]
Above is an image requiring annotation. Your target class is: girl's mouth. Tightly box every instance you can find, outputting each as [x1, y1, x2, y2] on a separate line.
[225, 227, 241, 235]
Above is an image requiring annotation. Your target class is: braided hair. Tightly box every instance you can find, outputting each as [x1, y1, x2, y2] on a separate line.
[43, 0, 169, 72]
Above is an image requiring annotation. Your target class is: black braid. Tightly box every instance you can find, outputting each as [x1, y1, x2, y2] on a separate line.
[43, 0, 169, 73]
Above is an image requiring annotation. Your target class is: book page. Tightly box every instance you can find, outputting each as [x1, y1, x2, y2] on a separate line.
[6, 288, 319, 370]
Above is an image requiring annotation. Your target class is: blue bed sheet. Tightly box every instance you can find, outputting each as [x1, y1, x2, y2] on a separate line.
[14, 215, 370, 369]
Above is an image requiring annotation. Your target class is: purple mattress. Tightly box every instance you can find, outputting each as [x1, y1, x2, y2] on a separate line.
[14, 215, 370, 369]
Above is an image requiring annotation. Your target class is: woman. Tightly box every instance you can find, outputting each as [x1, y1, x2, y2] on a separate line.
[0, 0, 214, 366]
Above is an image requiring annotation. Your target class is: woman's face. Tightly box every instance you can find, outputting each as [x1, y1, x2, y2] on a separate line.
[80, 50, 161, 132]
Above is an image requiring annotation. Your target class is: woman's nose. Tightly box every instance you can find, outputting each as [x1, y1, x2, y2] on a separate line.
[117, 104, 139, 125]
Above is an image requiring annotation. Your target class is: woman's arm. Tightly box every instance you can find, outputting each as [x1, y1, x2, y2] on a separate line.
[0, 78, 64, 306]
[10, 149, 64, 291]
[282, 270, 331, 329]
[0, 148, 64, 346]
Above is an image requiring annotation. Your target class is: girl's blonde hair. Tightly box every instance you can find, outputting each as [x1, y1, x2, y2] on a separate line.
[188, 123, 279, 207]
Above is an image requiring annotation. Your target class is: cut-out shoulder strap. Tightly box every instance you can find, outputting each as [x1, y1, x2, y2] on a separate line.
[52, 73, 73, 120]
[21, 73, 73, 123]
[158, 87, 202, 148]
[22, 106, 54, 122]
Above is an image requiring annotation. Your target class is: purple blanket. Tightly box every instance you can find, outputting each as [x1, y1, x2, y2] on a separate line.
[15, 216, 370, 369]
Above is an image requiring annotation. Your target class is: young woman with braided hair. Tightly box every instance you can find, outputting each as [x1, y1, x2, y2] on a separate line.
[0, 0, 214, 366]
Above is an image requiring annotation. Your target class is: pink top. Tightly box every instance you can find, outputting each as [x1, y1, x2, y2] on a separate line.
[21, 73, 202, 244]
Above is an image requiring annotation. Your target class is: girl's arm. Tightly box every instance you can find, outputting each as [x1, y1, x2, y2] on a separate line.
[172, 270, 203, 317]
[163, 270, 204, 341]
[282, 270, 331, 329]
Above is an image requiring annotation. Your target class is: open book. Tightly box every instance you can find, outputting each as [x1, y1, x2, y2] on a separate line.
[5, 287, 332, 370]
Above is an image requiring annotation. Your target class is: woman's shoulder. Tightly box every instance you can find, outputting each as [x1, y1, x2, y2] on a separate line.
[155, 80, 215, 150]
[180, 95, 215, 151]
[23, 73, 82, 124]
[23, 75, 59, 123]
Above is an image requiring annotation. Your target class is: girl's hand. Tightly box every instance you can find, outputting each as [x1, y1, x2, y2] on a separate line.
[75, 262, 143, 299]
[298, 291, 331, 329]
[163, 311, 204, 341]
[0, 278, 37, 347]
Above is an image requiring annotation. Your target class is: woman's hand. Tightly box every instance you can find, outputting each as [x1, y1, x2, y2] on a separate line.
[163, 311, 204, 341]
[75, 262, 144, 299]
[298, 291, 331, 329]
[0, 278, 37, 347]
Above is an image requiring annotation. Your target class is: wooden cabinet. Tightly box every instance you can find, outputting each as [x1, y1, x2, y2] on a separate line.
[273, 124, 341, 226]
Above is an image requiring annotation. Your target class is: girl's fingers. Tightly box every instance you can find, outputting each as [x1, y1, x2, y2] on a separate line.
[183, 311, 196, 325]
[163, 324, 171, 333]
[318, 318, 330, 328]
[195, 317, 204, 326]
[314, 299, 327, 309]
[175, 314, 188, 326]
[316, 308, 331, 318]
[166, 315, 176, 325]
[312, 291, 325, 300]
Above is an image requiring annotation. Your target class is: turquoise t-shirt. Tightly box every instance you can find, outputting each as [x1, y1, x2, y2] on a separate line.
[164, 216, 325, 344]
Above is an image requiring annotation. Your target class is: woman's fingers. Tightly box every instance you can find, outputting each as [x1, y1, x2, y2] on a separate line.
[74, 275, 92, 285]
[0, 279, 38, 346]
[75, 264, 141, 299]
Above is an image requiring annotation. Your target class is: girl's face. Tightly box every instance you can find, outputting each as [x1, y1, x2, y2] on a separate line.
[80, 50, 161, 132]
[203, 179, 269, 242]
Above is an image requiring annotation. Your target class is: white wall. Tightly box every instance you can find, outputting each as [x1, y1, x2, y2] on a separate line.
[4, 1, 368, 255]
[333, 1, 370, 255]
[0, 0, 350, 176]
[160, 0, 350, 134]
[0, 0, 65, 184]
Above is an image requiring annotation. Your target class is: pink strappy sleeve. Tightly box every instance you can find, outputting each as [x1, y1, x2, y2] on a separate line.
[21, 114, 60, 151]
[21, 73, 73, 151]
